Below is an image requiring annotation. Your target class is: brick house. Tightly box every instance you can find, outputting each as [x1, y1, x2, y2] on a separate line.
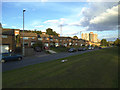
[20, 31, 38, 48]
[2, 29, 16, 53]
[1, 27, 91, 53]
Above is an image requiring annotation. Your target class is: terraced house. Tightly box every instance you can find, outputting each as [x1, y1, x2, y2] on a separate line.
[1, 27, 93, 53]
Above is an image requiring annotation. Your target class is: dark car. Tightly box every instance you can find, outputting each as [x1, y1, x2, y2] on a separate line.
[34, 47, 42, 52]
[82, 47, 87, 51]
[99, 47, 102, 49]
[78, 48, 83, 51]
[68, 48, 77, 52]
[1, 53, 23, 63]
[78, 47, 87, 51]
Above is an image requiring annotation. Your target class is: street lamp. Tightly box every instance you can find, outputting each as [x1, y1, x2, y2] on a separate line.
[22, 9, 26, 56]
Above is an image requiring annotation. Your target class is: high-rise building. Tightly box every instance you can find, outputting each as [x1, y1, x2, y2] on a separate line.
[89, 32, 94, 42]
[81, 33, 89, 41]
[81, 32, 98, 43]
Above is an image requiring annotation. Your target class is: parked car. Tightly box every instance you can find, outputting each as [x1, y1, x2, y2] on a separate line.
[1, 53, 23, 63]
[88, 46, 92, 50]
[91, 47, 94, 50]
[78, 48, 83, 51]
[68, 48, 77, 52]
[99, 47, 102, 49]
[83, 47, 87, 51]
[78, 47, 87, 51]
[34, 47, 42, 52]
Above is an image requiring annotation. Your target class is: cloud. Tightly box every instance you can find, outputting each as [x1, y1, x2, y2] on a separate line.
[44, 20, 59, 24]
[78, 2, 119, 31]
[2, 24, 7, 26]
[11, 26, 17, 28]
[41, 0, 48, 2]
[31, 20, 42, 26]
[68, 22, 81, 26]
[90, 5, 118, 25]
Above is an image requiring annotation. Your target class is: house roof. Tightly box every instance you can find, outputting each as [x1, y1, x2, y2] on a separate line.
[2, 29, 14, 36]
[59, 37, 72, 39]
[20, 32, 37, 37]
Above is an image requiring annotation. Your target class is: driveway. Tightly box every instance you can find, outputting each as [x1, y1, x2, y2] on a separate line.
[2, 49, 100, 72]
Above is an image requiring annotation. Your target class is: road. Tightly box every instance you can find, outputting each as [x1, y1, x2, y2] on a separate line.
[2, 49, 100, 72]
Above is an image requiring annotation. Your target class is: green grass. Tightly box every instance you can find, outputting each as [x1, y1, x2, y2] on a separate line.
[3, 47, 118, 88]
[50, 47, 69, 53]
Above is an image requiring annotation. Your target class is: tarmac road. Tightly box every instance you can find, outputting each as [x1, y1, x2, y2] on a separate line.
[2, 49, 100, 72]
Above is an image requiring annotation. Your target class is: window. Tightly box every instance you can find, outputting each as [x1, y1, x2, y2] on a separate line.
[31, 42, 35, 46]
[23, 37, 29, 40]
[64, 43, 67, 47]
[50, 39, 53, 41]
[55, 43, 59, 47]
[2, 35, 7, 38]
[32, 37, 35, 39]
[24, 42, 28, 46]
[69, 42, 72, 45]
[45, 43, 49, 47]
[38, 38, 42, 40]
[50, 43, 53, 45]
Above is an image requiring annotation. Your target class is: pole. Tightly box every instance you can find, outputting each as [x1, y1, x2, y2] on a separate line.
[22, 9, 26, 56]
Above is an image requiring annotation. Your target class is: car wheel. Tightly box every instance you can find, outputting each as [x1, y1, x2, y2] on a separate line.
[18, 57, 22, 61]
[1, 59, 6, 63]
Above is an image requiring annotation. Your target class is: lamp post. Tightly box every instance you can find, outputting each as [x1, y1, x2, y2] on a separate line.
[22, 9, 26, 56]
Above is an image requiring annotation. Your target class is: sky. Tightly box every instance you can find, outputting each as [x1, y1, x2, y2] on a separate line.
[1, 0, 119, 41]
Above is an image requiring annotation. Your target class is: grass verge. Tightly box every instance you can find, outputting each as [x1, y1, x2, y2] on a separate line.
[3, 47, 118, 88]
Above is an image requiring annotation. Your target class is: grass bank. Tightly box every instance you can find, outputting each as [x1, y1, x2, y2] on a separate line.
[3, 47, 118, 88]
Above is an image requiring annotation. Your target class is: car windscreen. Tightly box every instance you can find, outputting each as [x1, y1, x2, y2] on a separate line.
[2, 53, 10, 56]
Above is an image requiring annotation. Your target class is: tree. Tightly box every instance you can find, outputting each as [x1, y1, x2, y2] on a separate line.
[114, 38, 120, 46]
[46, 28, 58, 36]
[46, 28, 53, 35]
[73, 36, 78, 39]
[101, 39, 108, 46]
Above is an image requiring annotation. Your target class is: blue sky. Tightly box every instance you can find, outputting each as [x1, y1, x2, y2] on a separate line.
[2, 1, 119, 41]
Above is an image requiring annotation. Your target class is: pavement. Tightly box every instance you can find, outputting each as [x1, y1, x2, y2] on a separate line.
[2, 49, 100, 72]
[46, 50, 57, 54]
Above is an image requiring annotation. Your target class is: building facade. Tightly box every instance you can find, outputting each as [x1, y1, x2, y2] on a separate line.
[82, 32, 100, 43]
[2, 29, 16, 53]
[2, 28, 97, 53]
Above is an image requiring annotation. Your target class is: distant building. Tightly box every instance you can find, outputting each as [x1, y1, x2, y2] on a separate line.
[81, 33, 89, 41]
[82, 32, 99, 43]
